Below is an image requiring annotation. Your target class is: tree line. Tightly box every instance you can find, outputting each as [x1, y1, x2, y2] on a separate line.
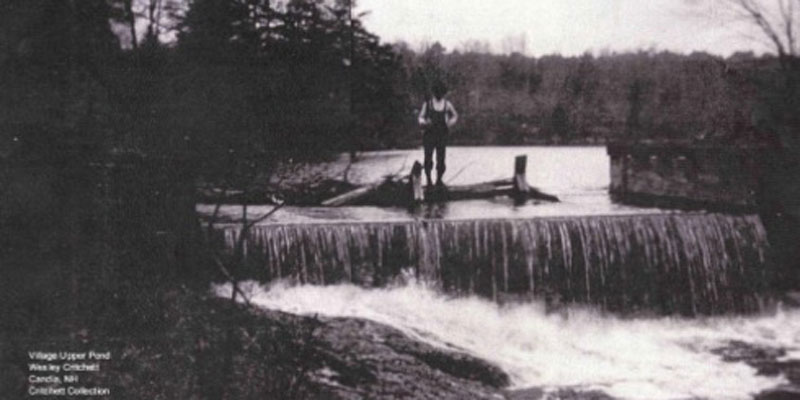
[5, 2, 794, 171]
[394, 44, 783, 147]
[3, 1, 795, 179]
[1, 0, 406, 182]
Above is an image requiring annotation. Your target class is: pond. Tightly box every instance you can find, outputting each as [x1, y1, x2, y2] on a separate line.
[199, 146, 662, 223]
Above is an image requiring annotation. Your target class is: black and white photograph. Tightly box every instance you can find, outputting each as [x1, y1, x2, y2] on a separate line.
[2, 0, 800, 399]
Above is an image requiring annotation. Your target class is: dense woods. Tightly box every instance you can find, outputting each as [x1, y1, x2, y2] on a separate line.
[1, 0, 405, 180]
[396, 45, 780, 146]
[1, 0, 793, 171]
[2, 0, 800, 397]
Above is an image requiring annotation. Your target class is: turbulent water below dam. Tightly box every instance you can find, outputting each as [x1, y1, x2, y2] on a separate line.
[212, 212, 798, 397]
[218, 280, 800, 400]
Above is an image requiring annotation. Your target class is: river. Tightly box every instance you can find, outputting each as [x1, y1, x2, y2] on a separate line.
[219, 280, 799, 400]
[208, 146, 800, 399]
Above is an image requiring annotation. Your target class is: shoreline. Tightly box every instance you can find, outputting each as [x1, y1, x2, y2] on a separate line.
[5, 284, 799, 399]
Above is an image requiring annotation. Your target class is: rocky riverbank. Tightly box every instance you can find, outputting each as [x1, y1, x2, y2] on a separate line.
[4, 287, 798, 399]
[2, 289, 510, 399]
[714, 341, 800, 400]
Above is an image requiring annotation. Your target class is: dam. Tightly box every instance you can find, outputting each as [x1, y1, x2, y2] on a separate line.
[206, 146, 799, 398]
[208, 147, 777, 315]
[216, 212, 770, 315]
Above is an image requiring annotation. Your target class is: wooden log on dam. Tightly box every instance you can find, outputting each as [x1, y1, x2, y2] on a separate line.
[322, 155, 559, 207]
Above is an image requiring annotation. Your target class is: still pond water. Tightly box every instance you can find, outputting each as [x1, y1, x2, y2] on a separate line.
[200, 146, 660, 223]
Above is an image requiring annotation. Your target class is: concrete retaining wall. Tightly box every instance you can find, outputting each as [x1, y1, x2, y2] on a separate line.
[607, 143, 768, 210]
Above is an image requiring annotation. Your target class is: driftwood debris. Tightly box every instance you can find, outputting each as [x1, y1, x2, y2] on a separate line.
[321, 185, 375, 206]
[322, 154, 559, 207]
[422, 181, 512, 202]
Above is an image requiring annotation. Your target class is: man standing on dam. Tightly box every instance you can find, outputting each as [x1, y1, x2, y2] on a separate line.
[418, 81, 458, 187]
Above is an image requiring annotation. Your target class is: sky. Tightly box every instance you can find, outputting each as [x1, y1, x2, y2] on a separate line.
[356, 0, 772, 56]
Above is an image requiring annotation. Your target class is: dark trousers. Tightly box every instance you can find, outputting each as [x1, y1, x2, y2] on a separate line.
[423, 131, 447, 180]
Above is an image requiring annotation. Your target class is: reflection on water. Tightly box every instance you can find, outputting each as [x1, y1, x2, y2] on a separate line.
[198, 146, 662, 224]
[339, 146, 610, 192]
[410, 201, 450, 219]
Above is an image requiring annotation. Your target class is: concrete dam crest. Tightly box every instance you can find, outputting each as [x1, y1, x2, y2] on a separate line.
[218, 213, 770, 315]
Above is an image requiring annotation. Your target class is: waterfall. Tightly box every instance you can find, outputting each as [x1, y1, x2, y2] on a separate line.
[217, 213, 770, 314]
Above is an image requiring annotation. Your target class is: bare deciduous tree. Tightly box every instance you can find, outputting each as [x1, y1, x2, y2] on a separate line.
[109, 0, 186, 48]
[721, 0, 800, 66]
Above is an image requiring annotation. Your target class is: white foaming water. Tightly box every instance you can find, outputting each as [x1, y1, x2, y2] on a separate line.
[216, 281, 800, 400]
